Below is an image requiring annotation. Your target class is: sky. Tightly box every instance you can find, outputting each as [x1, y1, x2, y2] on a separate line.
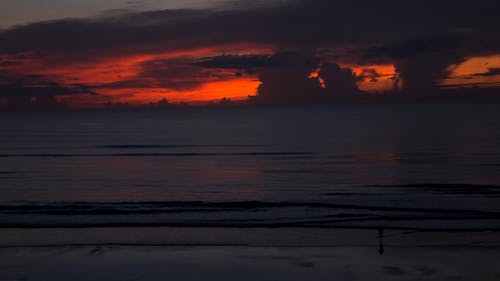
[1, 0, 500, 110]
[0, 0, 225, 27]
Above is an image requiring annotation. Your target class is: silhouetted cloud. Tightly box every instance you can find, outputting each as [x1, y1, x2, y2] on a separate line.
[0, 77, 96, 110]
[196, 54, 274, 70]
[106, 58, 236, 91]
[473, 68, 500, 77]
[362, 36, 468, 94]
[196, 52, 317, 72]
[254, 65, 323, 105]
[247, 53, 362, 104]
[319, 63, 359, 96]
[1, 84, 64, 110]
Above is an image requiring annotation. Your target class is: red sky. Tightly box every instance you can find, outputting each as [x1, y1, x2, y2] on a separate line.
[1, 0, 500, 110]
[440, 55, 500, 88]
[1, 46, 408, 108]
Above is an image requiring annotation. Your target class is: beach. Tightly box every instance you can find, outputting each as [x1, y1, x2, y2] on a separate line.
[1, 228, 500, 281]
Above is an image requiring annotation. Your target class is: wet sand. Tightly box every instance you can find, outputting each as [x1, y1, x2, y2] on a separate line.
[1, 228, 500, 281]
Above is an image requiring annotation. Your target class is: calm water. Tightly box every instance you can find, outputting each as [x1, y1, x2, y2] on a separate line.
[1, 104, 500, 230]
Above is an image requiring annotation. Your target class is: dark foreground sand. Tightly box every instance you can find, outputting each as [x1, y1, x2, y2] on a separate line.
[1, 228, 500, 281]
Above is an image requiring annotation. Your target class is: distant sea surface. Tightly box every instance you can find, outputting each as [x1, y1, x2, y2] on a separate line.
[1, 104, 500, 230]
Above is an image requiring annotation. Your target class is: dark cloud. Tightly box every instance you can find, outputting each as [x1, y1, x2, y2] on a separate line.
[473, 68, 500, 77]
[196, 52, 317, 73]
[319, 64, 359, 96]
[90, 57, 238, 92]
[363, 36, 461, 60]
[0, 78, 96, 110]
[396, 53, 464, 94]
[196, 54, 275, 70]
[249, 53, 362, 105]
[1, 0, 498, 57]
[362, 36, 467, 94]
[137, 58, 233, 90]
[253, 64, 323, 105]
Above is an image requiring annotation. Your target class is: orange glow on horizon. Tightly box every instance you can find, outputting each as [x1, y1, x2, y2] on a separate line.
[68, 77, 261, 106]
[441, 54, 500, 88]
[171, 78, 260, 103]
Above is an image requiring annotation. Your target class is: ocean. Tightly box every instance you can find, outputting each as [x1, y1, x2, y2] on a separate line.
[1, 104, 500, 230]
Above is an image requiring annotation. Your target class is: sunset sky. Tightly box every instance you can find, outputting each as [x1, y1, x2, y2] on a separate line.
[1, 0, 500, 110]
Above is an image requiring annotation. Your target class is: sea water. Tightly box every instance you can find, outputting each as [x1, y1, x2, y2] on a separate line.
[1, 104, 500, 230]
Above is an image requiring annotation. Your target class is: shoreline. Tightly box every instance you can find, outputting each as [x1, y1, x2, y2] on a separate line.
[2, 227, 500, 248]
[1, 228, 500, 281]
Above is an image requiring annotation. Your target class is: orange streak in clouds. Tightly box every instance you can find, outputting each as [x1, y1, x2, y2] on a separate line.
[441, 54, 500, 88]
[96, 77, 260, 105]
[3, 43, 273, 108]
[7, 43, 275, 85]
[311, 64, 399, 92]
[173, 78, 261, 102]
[350, 64, 399, 92]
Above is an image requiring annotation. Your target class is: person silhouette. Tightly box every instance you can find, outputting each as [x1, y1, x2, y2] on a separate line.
[378, 228, 385, 256]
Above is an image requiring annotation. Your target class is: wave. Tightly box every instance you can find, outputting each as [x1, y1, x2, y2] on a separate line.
[2, 200, 498, 214]
[364, 183, 500, 195]
[0, 152, 313, 158]
[367, 183, 500, 188]
[98, 144, 270, 149]
[2, 201, 500, 230]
